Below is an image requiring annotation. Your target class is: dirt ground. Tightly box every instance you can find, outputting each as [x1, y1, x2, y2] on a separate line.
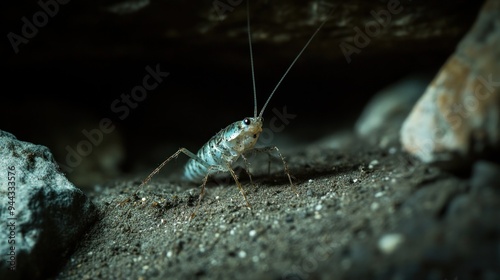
[56, 135, 500, 280]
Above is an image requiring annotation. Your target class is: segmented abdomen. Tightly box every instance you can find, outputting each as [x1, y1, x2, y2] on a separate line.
[183, 126, 236, 182]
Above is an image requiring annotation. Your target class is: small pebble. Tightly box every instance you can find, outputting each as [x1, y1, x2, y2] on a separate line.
[375, 192, 384, 198]
[368, 159, 379, 169]
[378, 233, 404, 254]
[249, 230, 257, 237]
[238, 250, 247, 258]
[315, 204, 323, 211]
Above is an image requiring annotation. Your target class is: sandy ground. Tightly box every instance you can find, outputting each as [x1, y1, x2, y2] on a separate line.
[56, 137, 500, 280]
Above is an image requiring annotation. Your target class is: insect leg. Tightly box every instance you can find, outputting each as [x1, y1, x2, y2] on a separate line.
[190, 165, 220, 220]
[228, 166, 251, 209]
[136, 148, 209, 194]
[253, 146, 298, 196]
[240, 153, 256, 188]
[190, 164, 251, 220]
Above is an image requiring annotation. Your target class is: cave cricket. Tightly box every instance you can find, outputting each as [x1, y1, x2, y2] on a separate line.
[135, 1, 332, 218]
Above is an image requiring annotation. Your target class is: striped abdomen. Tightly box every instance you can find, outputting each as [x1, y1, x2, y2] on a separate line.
[183, 125, 239, 182]
[182, 117, 262, 182]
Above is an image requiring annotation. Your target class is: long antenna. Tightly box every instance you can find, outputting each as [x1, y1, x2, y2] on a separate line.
[247, 0, 258, 118]
[258, 8, 333, 118]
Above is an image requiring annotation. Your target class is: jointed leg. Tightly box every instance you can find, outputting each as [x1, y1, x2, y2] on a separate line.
[228, 166, 251, 209]
[136, 147, 255, 219]
[136, 148, 208, 194]
[253, 146, 298, 196]
[190, 165, 219, 220]
[240, 154, 256, 188]
[190, 165, 251, 220]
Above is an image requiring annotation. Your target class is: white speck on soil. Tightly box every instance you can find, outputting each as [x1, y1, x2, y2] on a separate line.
[378, 233, 404, 254]
[238, 250, 247, 258]
[369, 159, 379, 169]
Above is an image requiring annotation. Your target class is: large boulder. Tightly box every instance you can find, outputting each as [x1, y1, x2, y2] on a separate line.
[401, 0, 500, 165]
[0, 130, 97, 279]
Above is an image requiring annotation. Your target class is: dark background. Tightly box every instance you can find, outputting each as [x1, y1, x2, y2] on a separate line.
[1, 0, 484, 186]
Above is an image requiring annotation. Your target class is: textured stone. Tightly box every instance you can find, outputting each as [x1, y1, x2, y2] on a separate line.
[355, 74, 430, 148]
[0, 130, 97, 279]
[2, 0, 483, 65]
[401, 0, 500, 164]
[469, 160, 500, 191]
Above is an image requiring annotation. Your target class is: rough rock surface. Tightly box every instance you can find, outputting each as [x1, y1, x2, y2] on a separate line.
[2, 0, 484, 64]
[355, 74, 430, 148]
[401, 0, 500, 164]
[0, 130, 97, 280]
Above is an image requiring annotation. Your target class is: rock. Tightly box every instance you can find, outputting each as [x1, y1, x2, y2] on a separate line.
[3, 99, 126, 189]
[470, 160, 500, 191]
[2, 0, 483, 65]
[400, 0, 500, 165]
[0, 130, 97, 279]
[355, 74, 430, 148]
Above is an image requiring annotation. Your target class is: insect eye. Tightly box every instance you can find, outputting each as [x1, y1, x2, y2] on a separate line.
[243, 118, 251, 125]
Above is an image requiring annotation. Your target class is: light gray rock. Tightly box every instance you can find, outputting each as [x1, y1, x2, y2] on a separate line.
[0, 130, 97, 279]
[400, 0, 500, 164]
[355, 74, 430, 148]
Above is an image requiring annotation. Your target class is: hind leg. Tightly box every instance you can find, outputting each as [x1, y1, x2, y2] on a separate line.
[190, 164, 251, 220]
[240, 153, 256, 189]
[136, 148, 210, 194]
[251, 146, 297, 196]
[190, 165, 220, 220]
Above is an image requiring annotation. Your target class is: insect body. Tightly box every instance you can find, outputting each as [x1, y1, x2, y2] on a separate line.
[137, 1, 331, 217]
[181, 116, 273, 209]
[183, 117, 262, 182]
